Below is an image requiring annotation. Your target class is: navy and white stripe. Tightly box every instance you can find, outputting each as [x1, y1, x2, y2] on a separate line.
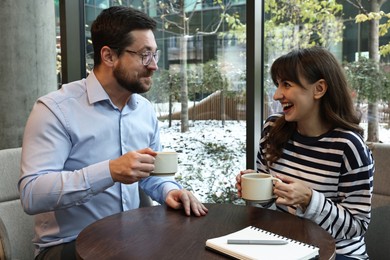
[257, 114, 374, 259]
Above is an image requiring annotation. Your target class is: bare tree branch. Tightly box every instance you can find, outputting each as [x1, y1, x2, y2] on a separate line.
[345, 0, 368, 14]
[196, 1, 232, 36]
[161, 15, 185, 30]
[187, 0, 202, 23]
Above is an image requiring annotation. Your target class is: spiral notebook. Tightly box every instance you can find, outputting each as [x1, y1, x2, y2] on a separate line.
[205, 226, 319, 260]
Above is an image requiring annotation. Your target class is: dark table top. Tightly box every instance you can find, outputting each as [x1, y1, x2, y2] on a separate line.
[76, 203, 335, 260]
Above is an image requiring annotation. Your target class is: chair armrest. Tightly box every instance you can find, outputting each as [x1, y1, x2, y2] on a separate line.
[0, 217, 11, 260]
[139, 188, 153, 207]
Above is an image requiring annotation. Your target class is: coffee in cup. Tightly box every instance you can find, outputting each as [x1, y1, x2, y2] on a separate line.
[152, 151, 178, 176]
[241, 172, 281, 203]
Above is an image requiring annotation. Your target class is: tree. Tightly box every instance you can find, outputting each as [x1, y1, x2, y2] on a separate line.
[146, 59, 232, 124]
[202, 60, 230, 125]
[349, 0, 388, 142]
[345, 58, 390, 130]
[144, 68, 181, 127]
[264, 0, 343, 60]
[222, 0, 345, 118]
[156, 0, 236, 132]
[261, 0, 344, 117]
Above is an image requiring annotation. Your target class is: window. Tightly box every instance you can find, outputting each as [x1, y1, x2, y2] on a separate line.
[56, 0, 390, 203]
[82, 1, 247, 203]
[263, 0, 390, 144]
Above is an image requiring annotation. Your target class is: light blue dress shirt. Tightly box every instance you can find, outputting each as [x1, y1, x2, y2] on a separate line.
[18, 71, 181, 255]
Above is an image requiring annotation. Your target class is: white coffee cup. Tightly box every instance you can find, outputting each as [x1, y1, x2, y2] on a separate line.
[241, 172, 281, 202]
[152, 151, 178, 176]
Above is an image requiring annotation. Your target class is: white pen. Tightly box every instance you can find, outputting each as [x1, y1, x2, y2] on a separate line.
[227, 239, 288, 245]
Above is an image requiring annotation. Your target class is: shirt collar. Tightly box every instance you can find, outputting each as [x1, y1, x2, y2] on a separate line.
[85, 70, 140, 111]
[86, 71, 111, 105]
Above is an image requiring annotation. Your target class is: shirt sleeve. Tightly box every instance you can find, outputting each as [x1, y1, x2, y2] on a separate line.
[139, 176, 182, 204]
[18, 101, 115, 215]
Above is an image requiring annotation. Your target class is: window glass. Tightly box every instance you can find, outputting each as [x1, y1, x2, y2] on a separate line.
[82, 1, 248, 204]
[263, 0, 390, 144]
[54, 0, 390, 205]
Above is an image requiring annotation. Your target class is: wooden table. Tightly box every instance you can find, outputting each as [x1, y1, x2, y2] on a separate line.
[76, 203, 335, 260]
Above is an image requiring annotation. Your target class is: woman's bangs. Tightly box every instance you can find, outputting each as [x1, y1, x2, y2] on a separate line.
[271, 55, 300, 85]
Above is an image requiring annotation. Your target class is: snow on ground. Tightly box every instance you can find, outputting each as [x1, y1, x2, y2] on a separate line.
[159, 120, 246, 203]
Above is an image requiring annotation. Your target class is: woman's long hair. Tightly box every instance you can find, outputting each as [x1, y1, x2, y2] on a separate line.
[265, 46, 363, 164]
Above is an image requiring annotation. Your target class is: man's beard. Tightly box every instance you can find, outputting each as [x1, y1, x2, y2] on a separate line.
[113, 65, 152, 94]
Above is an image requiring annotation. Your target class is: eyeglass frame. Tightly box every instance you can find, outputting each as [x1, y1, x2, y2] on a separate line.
[124, 49, 160, 66]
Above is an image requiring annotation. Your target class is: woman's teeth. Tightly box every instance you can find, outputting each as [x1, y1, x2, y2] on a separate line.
[282, 103, 293, 111]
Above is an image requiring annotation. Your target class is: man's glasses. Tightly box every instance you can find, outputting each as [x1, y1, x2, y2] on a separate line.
[124, 49, 160, 66]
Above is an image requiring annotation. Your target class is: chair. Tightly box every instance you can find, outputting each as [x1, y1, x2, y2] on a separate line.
[368, 142, 390, 208]
[139, 187, 154, 207]
[0, 147, 153, 259]
[365, 143, 390, 259]
[365, 206, 390, 259]
[0, 147, 35, 260]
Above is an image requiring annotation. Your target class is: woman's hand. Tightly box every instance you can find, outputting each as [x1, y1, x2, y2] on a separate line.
[273, 174, 312, 211]
[235, 169, 255, 198]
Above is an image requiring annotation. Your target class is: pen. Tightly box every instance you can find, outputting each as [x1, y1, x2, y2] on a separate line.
[227, 239, 288, 245]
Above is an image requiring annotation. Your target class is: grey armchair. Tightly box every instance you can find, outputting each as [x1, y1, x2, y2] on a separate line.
[0, 147, 154, 259]
[365, 143, 390, 259]
[0, 147, 35, 260]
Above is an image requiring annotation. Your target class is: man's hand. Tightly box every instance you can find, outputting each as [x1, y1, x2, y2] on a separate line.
[165, 189, 208, 217]
[109, 148, 157, 184]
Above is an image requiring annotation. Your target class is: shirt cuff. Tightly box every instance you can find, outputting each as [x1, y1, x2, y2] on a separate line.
[296, 190, 324, 219]
[162, 180, 182, 201]
[85, 160, 115, 194]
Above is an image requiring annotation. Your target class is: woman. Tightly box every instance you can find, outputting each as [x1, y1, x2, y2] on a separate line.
[236, 47, 374, 259]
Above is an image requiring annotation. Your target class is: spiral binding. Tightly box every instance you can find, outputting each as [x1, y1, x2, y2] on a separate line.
[249, 225, 317, 249]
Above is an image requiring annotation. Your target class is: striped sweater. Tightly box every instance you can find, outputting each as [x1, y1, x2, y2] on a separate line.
[256, 114, 374, 259]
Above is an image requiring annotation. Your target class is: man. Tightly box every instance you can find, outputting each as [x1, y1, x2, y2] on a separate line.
[18, 6, 208, 259]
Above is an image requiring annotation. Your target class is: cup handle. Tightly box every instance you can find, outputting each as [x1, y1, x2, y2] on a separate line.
[270, 176, 282, 183]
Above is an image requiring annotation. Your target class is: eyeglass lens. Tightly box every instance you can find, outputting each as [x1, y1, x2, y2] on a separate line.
[143, 50, 160, 66]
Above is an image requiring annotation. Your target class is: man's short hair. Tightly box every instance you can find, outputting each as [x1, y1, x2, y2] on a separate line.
[91, 6, 157, 66]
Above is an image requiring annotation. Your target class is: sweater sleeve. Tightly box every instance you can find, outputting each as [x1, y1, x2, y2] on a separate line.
[296, 139, 374, 241]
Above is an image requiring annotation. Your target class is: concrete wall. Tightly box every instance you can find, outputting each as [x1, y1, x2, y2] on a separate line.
[0, 0, 57, 149]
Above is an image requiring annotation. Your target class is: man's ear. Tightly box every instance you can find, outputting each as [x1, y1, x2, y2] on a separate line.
[313, 79, 327, 100]
[101, 46, 116, 66]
